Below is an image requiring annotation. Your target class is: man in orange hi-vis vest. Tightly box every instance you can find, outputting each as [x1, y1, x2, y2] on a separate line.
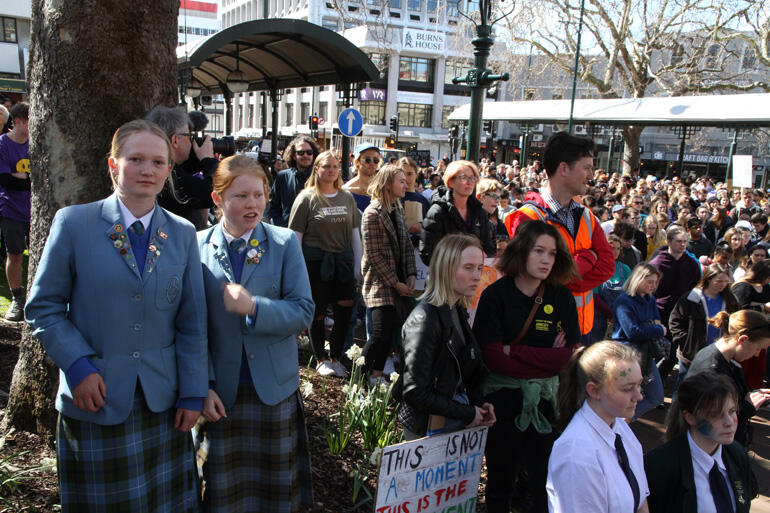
[505, 131, 614, 339]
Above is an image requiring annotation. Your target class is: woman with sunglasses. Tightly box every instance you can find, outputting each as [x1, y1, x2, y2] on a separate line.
[289, 151, 362, 378]
[688, 309, 770, 448]
[419, 160, 495, 265]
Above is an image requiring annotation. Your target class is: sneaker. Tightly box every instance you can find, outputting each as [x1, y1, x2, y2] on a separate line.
[4, 298, 23, 322]
[369, 375, 388, 388]
[382, 356, 395, 377]
[316, 360, 336, 377]
[330, 360, 348, 378]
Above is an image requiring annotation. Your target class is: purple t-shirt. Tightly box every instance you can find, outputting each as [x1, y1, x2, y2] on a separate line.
[0, 134, 31, 223]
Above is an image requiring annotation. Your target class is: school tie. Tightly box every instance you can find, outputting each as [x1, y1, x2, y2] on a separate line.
[709, 462, 734, 513]
[129, 220, 145, 237]
[615, 434, 640, 513]
[229, 238, 245, 254]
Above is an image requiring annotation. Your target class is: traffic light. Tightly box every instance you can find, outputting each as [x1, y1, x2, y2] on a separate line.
[483, 120, 492, 133]
[389, 114, 399, 136]
[384, 136, 395, 148]
[309, 115, 319, 130]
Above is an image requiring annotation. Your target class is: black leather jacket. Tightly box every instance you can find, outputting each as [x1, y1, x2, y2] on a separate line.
[398, 300, 487, 436]
[419, 186, 496, 265]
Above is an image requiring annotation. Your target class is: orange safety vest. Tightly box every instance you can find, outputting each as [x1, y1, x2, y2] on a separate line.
[515, 203, 596, 335]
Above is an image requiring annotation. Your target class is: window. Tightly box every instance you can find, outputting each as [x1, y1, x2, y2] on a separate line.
[319, 101, 328, 120]
[248, 104, 255, 126]
[369, 53, 389, 79]
[427, 0, 436, 12]
[389, 0, 402, 8]
[742, 47, 757, 70]
[441, 105, 455, 128]
[670, 43, 685, 66]
[447, 0, 459, 17]
[399, 56, 434, 82]
[360, 101, 386, 125]
[397, 102, 432, 127]
[445, 60, 472, 84]
[300, 102, 310, 123]
[321, 18, 339, 32]
[284, 103, 294, 126]
[408, 0, 421, 10]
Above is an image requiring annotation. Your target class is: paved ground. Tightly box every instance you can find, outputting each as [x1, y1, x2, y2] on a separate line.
[631, 397, 770, 512]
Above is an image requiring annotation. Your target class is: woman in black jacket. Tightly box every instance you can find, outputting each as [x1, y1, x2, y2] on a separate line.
[669, 265, 739, 392]
[419, 160, 496, 266]
[399, 233, 496, 440]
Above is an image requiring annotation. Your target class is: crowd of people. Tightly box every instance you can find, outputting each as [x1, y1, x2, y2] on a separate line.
[9, 102, 770, 512]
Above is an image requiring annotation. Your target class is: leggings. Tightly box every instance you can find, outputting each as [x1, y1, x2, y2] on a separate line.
[306, 259, 354, 361]
[362, 305, 396, 372]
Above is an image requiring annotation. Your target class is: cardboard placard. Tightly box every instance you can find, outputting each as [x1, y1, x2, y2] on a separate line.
[732, 155, 753, 188]
[375, 426, 488, 513]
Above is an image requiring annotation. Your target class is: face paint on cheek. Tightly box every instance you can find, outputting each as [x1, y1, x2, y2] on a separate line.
[697, 419, 713, 437]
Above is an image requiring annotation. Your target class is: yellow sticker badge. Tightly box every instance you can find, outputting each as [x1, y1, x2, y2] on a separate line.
[544, 304, 554, 314]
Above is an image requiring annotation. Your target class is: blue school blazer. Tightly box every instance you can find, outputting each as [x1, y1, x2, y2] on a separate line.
[198, 222, 314, 408]
[25, 194, 208, 425]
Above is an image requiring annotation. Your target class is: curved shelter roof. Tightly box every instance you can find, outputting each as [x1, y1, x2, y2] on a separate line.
[448, 93, 770, 128]
[177, 19, 380, 94]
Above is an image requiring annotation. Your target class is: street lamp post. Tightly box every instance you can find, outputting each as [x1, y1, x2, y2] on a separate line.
[453, 0, 511, 163]
[567, 0, 586, 134]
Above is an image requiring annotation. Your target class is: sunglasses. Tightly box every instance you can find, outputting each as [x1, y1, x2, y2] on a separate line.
[295, 149, 314, 156]
[362, 157, 380, 164]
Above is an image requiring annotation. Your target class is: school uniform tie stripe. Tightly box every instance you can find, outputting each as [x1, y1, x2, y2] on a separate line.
[229, 239, 245, 253]
[709, 462, 734, 513]
[129, 220, 145, 237]
[615, 434, 640, 513]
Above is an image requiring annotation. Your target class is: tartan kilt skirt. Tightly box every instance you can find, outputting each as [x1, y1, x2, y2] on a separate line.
[199, 385, 312, 513]
[56, 389, 200, 513]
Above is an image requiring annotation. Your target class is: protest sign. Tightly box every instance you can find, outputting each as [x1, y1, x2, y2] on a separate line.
[374, 426, 488, 513]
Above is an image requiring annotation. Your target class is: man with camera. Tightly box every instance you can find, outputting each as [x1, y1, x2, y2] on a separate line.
[146, 105, 218, 230]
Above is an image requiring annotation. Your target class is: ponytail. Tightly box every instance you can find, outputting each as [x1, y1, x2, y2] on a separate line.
[556, 341, 641, 430]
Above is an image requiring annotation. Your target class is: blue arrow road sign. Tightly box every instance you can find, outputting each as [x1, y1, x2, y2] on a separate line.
[338, 108, 364, 137]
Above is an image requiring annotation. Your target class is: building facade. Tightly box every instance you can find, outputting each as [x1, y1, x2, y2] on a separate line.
[0, 0, 30, 102]
[219, 0, 502, 162]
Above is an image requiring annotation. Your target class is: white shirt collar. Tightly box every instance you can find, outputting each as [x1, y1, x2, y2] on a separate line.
[117, 195, 154, 232]
[580, 400, 625, 449]
[687, 430, 726, 475]
[221, 224, 251, 246]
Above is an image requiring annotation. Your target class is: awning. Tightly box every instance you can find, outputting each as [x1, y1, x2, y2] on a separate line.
[177, 18, 380, 94]
[0, 78, 26, 94]
[447, 93, 770, 128]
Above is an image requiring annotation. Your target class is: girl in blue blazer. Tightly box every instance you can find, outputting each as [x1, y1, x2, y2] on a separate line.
[645, 371, 757, 513]
[197, 155, 314, 513]
[25, 120, 208, 512]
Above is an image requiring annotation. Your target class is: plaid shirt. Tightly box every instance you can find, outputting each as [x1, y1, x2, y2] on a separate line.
[541, 191, 582, 238]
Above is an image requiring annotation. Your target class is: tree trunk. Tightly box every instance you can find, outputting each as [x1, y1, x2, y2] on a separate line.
[621, 125, 644, 177]
[2, 0, 179, 442]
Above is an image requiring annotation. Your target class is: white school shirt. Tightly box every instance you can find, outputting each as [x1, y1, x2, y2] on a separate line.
[547, 401, 650, 513]
[117, 196, 155, 234]
[687, 431, 736, 513]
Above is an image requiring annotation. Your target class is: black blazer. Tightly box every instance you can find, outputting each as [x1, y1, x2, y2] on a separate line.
[644, 433, 757, 513]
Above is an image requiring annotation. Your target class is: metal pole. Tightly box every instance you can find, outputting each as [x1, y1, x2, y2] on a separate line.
[223, 89, 233, 135]
[270, 89, 279, 164]
[677, 126, 687, 176]
[606, 129, 615, 172]
[340, 84, 353, 181]
[466, 25, 493, 163]
[725, 130, 738, 183]
[567, 0, 586, 134]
